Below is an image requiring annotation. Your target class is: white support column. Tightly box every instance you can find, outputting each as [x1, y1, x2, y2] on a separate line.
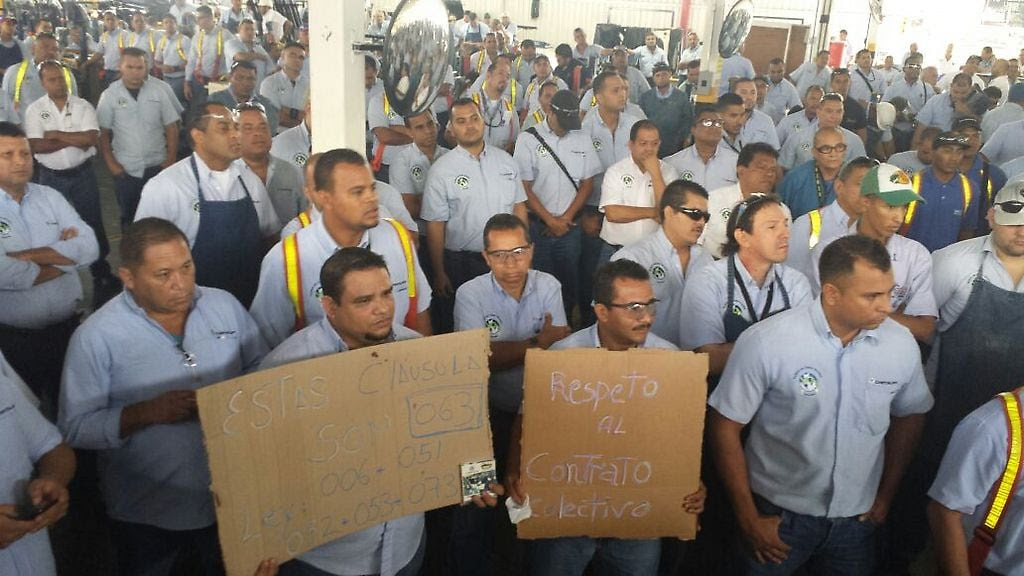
[308, 0, 366, 153]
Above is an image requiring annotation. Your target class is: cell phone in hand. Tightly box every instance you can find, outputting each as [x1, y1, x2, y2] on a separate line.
[12, 479, 53, 521]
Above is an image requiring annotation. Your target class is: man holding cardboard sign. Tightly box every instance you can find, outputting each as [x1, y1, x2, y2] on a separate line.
[259, 247, 502, 576]
[506, 259, 706, 576]
[709, 235, 933, 575]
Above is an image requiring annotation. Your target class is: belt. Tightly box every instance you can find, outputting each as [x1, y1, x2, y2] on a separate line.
[38, 162, 91, 178]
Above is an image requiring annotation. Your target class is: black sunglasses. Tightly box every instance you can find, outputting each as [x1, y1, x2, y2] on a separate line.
[674, 206, 711, 222]
[996, 200, 1024, 214]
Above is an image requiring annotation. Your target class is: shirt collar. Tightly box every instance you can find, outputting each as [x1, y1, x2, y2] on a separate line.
[809, 296, 878, 344]
[734, 255, 778, 290]
[313, 216, 370, 252]
[192, 152, 241, 184]
[315, 316, 349, 353]
[488, 269, 537, 301]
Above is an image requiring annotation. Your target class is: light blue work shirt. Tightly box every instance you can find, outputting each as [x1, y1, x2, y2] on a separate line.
[185, 26, 235, 80]
[904, 168, 979, 252]
[0, 361, 62, 576]
[96, 29, 128, 71]
[932, 235, 1024, 332]
[887, 150, 927, 178]
[980, 102, 1024, 143]
[762, 79, 801, 124]
[778, 121, 866, 170]
[59, 287, 268, 530]
[0, 88, 19, 124]
[390, 144, 448, 233]
[207, 87, 280, 134]
[223, 38, 269, 84]
[0, 183, 98, 329]
[709, 298, 934, 517]
[882, 78, 934, 115]
[612, 229, 713, 347]
[778, 160, 837, 219]
[916, 92, 958, 132]
[581, 109, 641, 204]
[980, 119, 1024, 165]
[785, 200, 853, 283]
[455, 270, 565, 412]
[847, 66, 885, 106]
[551, 323, 677, 351]
[156, 32, 191, 79]
[240, 154, 306, 225]
[127, 28, 164, 66]
[739, 109, 780, 149]
[2, 59, 79, 113]
[259, 318, 424, 576]
[810, 228, 938, 317]
[270, 121, 311, 179]
[513, 120, 600, 216]
[678, 258, 812, 351]
[664, 144, 738, 192]
[718, 54, 754, 96]
[421, 143, 527, 251]
[775, 110, 814, 148]
[367, 90, 407, 166]
[790, 61, 831, 100]
[251, 216, 430, 348]
[96, 78, 181, 178]
[259, 70, 308, 132]
[929, 394, 1024, 575]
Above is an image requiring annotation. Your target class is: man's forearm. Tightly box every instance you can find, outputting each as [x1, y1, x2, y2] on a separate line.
[36, 443, 76, 488]
[564, 179, 592, 221]
[164, 123, 179, 164]
[927, 501, 970, 576]
[603, 205, 658, 223]
[711, 410, 760, 525]
[426, 221, 447, 277]
[10, 247, 74, 266]
[875, 413, 925, 508]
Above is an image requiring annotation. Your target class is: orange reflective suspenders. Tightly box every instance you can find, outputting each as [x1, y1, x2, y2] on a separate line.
[967, 388, 1023, 576]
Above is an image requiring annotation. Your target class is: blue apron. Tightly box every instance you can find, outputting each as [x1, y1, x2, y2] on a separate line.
[925, 255, 1024, 462]
[722, 255, 792, 343]
[189, 156, 264, 307]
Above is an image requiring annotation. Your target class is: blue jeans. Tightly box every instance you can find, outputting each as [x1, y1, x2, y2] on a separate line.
[529, 219, 581, 321]
[738, 495, 877, 576]
[109, 520, 225, 576]
[278, 529, 425, 576]
[530, 536, 660, 576]
[113, 166, 162, 231]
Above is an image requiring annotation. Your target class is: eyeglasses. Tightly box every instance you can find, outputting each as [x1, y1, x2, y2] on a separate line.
[673, 206, 711, 222]
[732, 192, 774, 226]
[698, 118, 724, 128]
[815, 142, 847, 154]
[603, 298, 660, 318]
[995, 200, 1024, 214]
[486, 244, 532, 264]
[820, 92, 845, 103]
[904, 63, 922, 70]
[831, 68, 849, 76]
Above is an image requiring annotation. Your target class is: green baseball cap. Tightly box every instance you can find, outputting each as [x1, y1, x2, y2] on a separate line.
[860, 163, 925, 206]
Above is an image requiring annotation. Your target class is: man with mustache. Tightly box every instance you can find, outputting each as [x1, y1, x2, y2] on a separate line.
[134, 102, 280, 307]
[611, 180, 713, 347]
[504, 259, 706, 576]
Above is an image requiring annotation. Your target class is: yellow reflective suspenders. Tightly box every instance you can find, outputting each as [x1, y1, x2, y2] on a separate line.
[13, 61, 72, 107]
[904, 173, 972, 227]
[967, 389, 1023, 576]
[282, 234, 305, 331]
[383, 218, 419, 330]
[297, 210, 312, 228]
[808, 209, 823, 249]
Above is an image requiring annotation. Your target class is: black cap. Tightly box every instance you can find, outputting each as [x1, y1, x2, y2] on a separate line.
[933, 131, 970, 149]
[652, 62, 672, 75]
[955, 117, 981, 132]
[549, 90, 582, 130]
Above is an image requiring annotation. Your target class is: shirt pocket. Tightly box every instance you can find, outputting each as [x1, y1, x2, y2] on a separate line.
[857, 381, 897, 436]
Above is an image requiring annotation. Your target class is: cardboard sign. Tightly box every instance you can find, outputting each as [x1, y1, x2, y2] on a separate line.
[197, 330, 493, 576]
[517, 348, 707, 540]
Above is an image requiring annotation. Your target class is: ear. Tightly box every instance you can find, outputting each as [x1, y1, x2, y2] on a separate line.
[320, 295, 336, 320]
[117, 266, 134, 292]
[594, 302, 610, 324]
[820, 282, 840, 306]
